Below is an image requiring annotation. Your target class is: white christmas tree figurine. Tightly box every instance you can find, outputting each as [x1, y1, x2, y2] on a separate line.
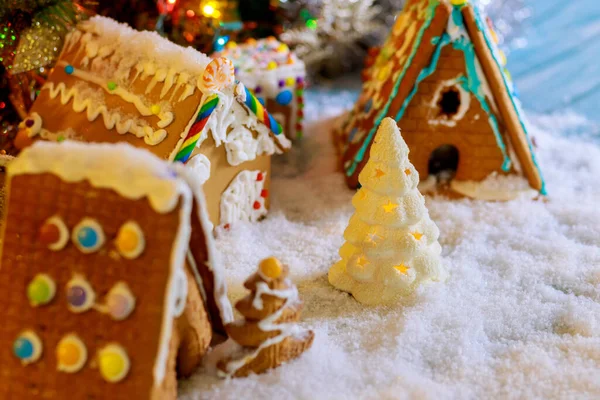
[329, 118, 447, 305]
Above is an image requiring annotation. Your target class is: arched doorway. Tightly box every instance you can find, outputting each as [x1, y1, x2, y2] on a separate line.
[428, 145, 459, 182]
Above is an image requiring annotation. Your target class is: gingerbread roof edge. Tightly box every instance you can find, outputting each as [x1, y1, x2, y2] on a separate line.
[8, 141, 191, 214]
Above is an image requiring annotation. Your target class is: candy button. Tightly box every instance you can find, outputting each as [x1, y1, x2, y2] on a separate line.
[107, 81, 117, 91]
[286, 77, 295, 86]
[39, 216, 69, 251]
[56, 334, 87, 373]
[267, 61, 277, 70]
[259, 257, 283, 279]
[115, 221, 145, 259]
[98, 344, 130, 383]
[150, 104, 161, 115]
[13, 330, 43, 364]
[276, 90, 293, 106]
[66, 277, 96, 313]
[27, 273, 56, 306]
[64, 64, 74, 75]
[72, 218, 105, 253]
[105, 283, 136, 321]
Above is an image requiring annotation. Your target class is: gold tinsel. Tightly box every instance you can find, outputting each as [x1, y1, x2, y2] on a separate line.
[10, 20, 63, 74]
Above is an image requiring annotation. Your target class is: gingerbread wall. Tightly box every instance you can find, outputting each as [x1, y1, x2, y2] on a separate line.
[0, 174, 184, 399]
[399, 45, 509, 182]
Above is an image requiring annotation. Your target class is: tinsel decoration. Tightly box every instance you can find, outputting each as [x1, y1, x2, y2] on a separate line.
[280, 0, 386, 79]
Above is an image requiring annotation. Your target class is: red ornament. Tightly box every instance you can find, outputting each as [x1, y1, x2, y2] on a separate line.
[253, 201, 261, 210]
[39, 223, 60, 244]
[260, 189, 269, 198]
[256, 172, 264, 181]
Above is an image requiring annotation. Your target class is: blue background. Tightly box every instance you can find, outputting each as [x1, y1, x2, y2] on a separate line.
[508, 0, 600, 121]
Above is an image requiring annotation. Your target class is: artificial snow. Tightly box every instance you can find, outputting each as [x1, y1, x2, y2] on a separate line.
[183, 92, 599, 399]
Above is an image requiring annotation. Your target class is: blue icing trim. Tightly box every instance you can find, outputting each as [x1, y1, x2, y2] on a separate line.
[449, 6, 511, 171]
[346, 0, 440, 177]
[472, 5, 546, 194]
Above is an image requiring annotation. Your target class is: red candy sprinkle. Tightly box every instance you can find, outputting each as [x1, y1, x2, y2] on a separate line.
[256, 172, 264, 181]
[224, 224, 230, 230]
[261, 189, 269, 198]
[298, 110, 304, 117]
[253, 201, 261, 210]
[39, 223, 60, 244]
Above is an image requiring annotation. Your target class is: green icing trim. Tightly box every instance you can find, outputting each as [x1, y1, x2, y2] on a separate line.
[471, 5, 546, 194]
[346, 0, 440, 177]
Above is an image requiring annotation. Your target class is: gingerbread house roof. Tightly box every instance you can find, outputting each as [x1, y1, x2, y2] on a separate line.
[339, 0, 545, 194]
[20, 16, 291, 168]
[5, 141, 233, 383]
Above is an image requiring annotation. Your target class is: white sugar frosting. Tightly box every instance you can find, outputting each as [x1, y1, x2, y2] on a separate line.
[8, 141, 188, 214]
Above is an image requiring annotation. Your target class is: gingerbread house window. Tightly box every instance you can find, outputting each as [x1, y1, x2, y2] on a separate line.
[438, 88, 461, 118]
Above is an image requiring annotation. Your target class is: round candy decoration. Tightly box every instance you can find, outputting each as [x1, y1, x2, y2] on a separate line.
[56, 334, 87, 373]
[27, 273, 56, 307]
[13, 330, 43, 365]
[201, 57, 235, 92]
[98, 344, 130, 383]
[115, 221, 145, 259]
[105, 283, 136, 321]
[259, 257, 283, 280]
[39, 216, 69, 251]
[72, 218, 105, 253]
[66, 277, 96, 313]
[275, 90, 293, 106]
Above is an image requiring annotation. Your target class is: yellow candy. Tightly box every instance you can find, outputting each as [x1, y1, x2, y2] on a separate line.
[499, 50, 507, 66]
[450, 0, 468, 5]
[115, 221, 145, 259]
[267, 61, 278, 70]
[277, 43, 288, 53]
[285, 77, 295, 86]
[58, 343, 80, 366]
[151, 104, 160, 115]
[226, 41, 237, 49]
[99, 344, 130, 383]
[259, 257, 283, 279]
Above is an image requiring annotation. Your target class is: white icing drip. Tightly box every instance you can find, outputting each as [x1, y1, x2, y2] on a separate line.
[178, 84, 195, 102]
[185, 154, 211, 185]
[219, 170, 268, 227]
[219, 280, 306, 378]
[251, 279, 298, 311]
[58, 61, 173, 132]
[8, 141, 188, 213]
[172, 163, 233, 325]
[42, 81, 167, 145]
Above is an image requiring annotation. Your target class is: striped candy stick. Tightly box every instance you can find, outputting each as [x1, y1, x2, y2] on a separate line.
[236, 83, 283, 136]
[174, 94, 220, 163]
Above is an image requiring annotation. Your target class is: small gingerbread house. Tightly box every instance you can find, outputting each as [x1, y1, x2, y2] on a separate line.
[215, 38, 307, 140]
[334, 0, 545, 196]
[14, 16, 292, 227]
[0, 141, 232, 399]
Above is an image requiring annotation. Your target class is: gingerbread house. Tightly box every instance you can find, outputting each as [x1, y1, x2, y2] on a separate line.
[0, 141, 233, 399]
[14, 16, 292, 228]
[334, 0, 545, 197]
[215, 38, 306, 140]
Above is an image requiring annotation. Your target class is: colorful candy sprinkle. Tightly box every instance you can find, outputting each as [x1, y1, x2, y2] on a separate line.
[13, 331, 43, 364]
[105, 283, 136, 321]
[27, 274, 56, 307]
[98, 344, 130, 383]
[39, 216, 69, 251]
[253, 201, 261, 210]
[66, 277, 96, 313]
[107, 81, 117, 91]
[64, 64, 74, 75]
[56, 335, 87, 373]
[72, 218, 105, 253]
[115, 221, 145, 259]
